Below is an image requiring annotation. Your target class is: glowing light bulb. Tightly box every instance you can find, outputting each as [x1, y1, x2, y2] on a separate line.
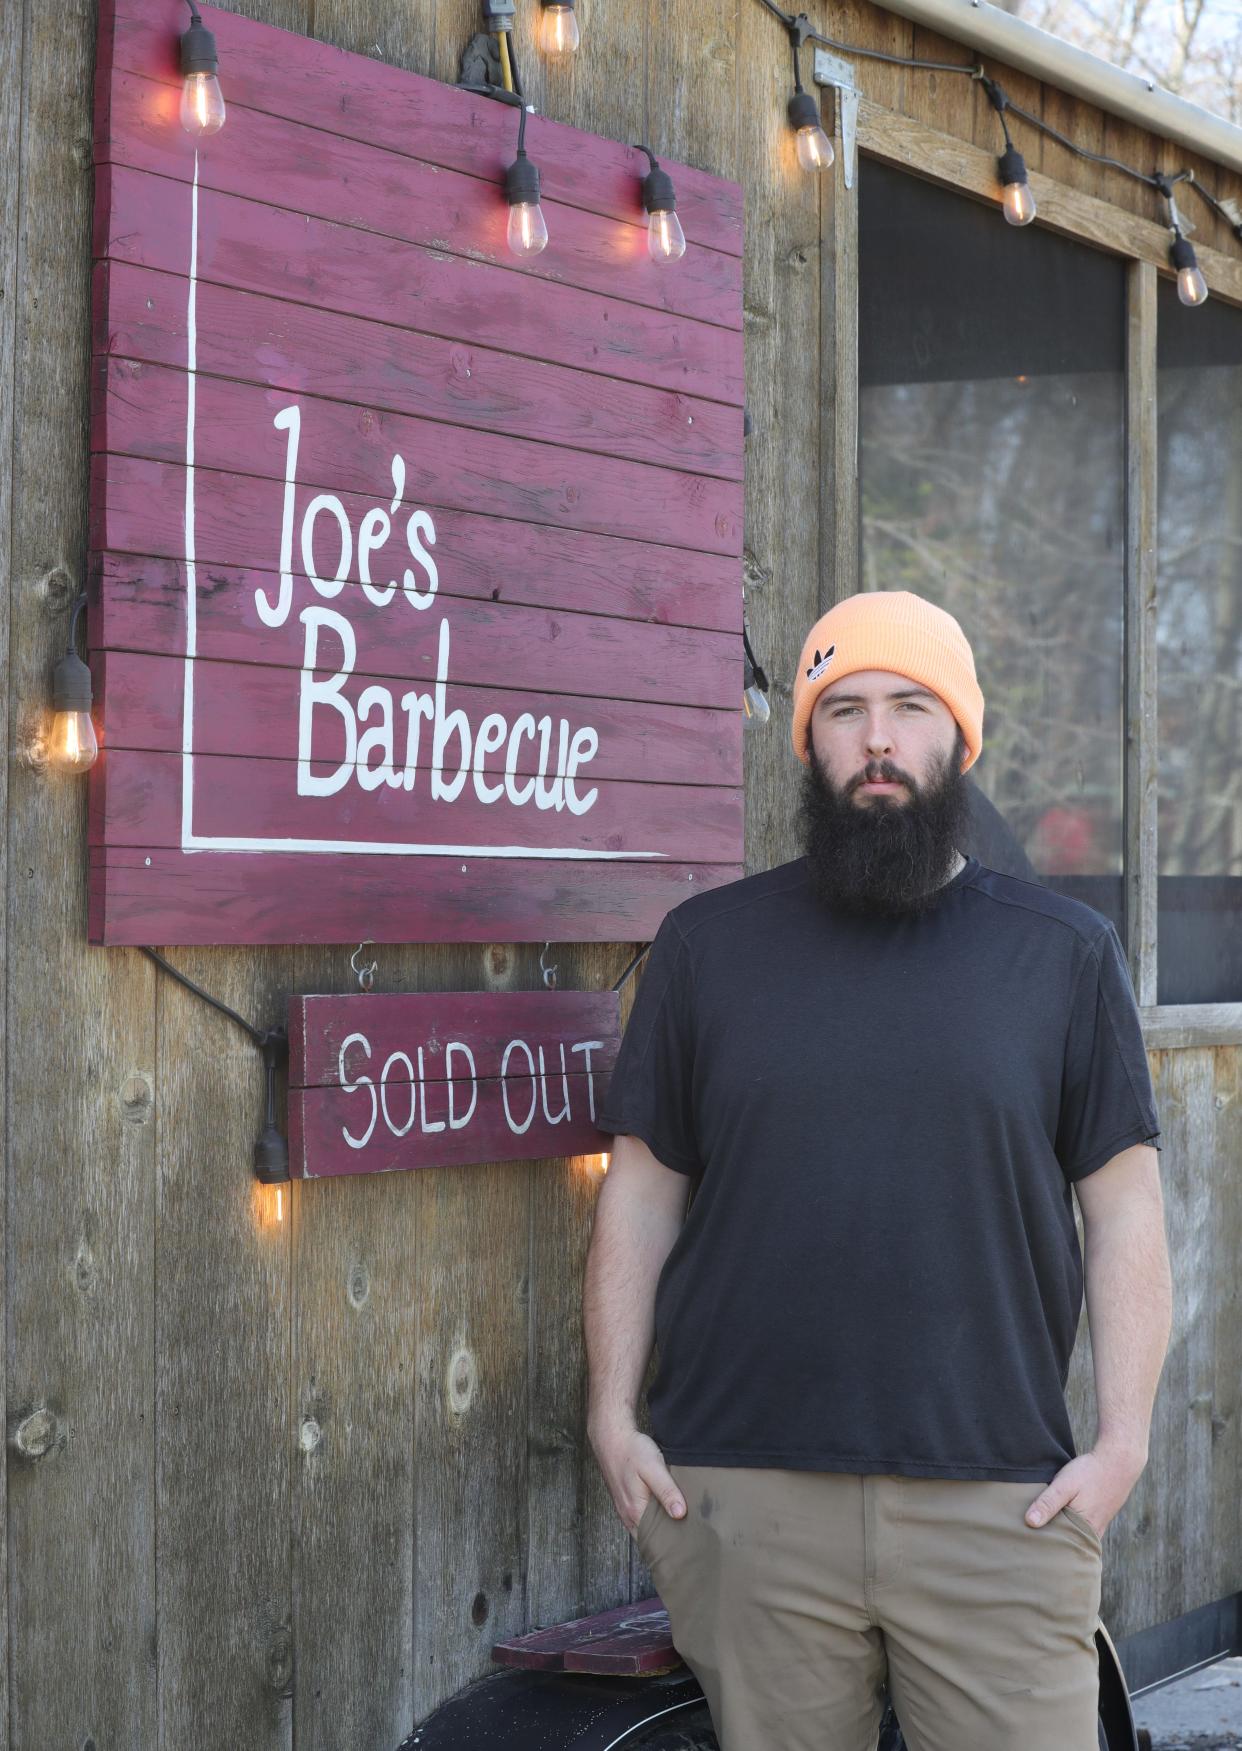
[540, 0, 580, 54]
[636, 150, 687, 265]
[50, 709, 99, 771]
[508, 199, 549, 257]
[180, 71, 226, 137]
[648, 206, 686, 262]
[796, 122, 834, 173]
[254, 1179, 286, 1228]
[1171, 236, 1208, 305]
[1002, 179, 1036, 225]
[50, 608, 98, 771]
[1177, 264, 1208, 305]
[998, 148, 1036, 225]
[788, 92, 834, 173]
[505, 147, 549, 257]
[179, 11, 225, 138]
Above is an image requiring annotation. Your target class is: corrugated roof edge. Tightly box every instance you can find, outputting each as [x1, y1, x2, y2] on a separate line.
[872, 0, 1242, 179]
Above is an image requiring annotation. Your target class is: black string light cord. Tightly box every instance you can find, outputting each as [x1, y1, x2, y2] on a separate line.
[750, 0, 1242, 245]
[139, 947, 290, 1182]
[612, 945, 651, 992]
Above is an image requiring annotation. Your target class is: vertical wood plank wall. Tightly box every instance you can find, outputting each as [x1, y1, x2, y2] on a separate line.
[1, 0, 1239, 1743]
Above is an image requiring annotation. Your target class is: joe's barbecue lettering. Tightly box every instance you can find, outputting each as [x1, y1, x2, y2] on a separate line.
[262, 404, 601, 813]
[337, 1029, 606, 1150]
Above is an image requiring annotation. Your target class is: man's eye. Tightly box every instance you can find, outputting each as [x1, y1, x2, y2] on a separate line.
[830, 703, 922, 717]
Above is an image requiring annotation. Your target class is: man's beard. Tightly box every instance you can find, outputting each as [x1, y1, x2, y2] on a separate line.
[797, 727, 973, 919]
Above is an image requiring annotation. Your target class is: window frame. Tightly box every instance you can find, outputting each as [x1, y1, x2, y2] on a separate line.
[825, 98, 1242, 1048]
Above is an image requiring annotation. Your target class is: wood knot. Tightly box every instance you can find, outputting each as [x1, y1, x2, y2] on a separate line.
[447, 1347, 476, 1415]
[743, 550, 771, 591]
[10, 1406, 60, 1460]
[347, 1264, 370, 1309]
[39, 564, 78, 611]
[299, 1417, 323, 1454]
[72, 1238, 97, 1296]
[14, 711, 50, 772]
[470, 1591, 489, 1626]
[266, 1625, 294, 1696]
[482, 944, 512, 989]
[119, 1072, 154, 1125]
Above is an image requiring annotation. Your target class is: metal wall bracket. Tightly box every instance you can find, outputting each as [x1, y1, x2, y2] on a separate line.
[813, 47, 859, 187]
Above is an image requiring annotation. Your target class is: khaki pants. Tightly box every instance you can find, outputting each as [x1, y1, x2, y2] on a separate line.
[635, 1465, 1103, 1751]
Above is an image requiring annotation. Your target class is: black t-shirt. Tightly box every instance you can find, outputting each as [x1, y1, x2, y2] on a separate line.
[595, 854, 1163, 1484]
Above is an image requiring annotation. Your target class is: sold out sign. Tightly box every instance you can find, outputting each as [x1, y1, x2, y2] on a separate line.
[287, 989, 622, 1178]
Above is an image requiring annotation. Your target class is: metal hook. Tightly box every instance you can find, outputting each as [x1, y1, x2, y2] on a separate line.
[539, 942, 559, 990]
[351, 939, 378, 992]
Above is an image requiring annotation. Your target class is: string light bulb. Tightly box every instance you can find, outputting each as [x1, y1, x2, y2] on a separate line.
[742, 614, 770, 726]
[788, 93, 833, 172]
[50, 591, 98, 772]
[998, 146, 1036, 226]
[633, 145, 687, 264]
[787, 26, 833, 173]
[539, 0, 580, 54]
[179, 0, 226, 137]
[254, 1030, 291, 1226]
[504, 102, 549, 257]
[981, 78, 1036, 227]
[1170, 233, 1209, 306]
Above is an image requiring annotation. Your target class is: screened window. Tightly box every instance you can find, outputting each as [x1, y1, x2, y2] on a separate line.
[1155, 282, 1242, 1005]
[858, 156, 1128, 932]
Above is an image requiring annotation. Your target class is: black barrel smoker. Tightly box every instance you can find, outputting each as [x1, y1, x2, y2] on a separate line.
[397, 1592, 1143, 1750]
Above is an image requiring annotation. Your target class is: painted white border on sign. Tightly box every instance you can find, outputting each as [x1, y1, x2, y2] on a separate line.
[178, 157, 668, 863]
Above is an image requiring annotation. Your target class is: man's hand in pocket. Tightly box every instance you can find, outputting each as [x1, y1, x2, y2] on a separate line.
[589, 1419, 686, 1534]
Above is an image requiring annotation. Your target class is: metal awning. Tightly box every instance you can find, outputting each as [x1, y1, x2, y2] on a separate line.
[875, 0, 1242, 179]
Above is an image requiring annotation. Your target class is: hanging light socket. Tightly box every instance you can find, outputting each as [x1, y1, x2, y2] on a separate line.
[50, 592, 99, 771]
[1170, 233, 1209, 305]
[505, 150, 540, 208]
[741, 616, 771, 726]
[998, 145, 1036, 225]
[635, 145, 687, 263]
[254, 1027, 291, 1223]
[179, 3, 226, 136]
[788, 89, 834, 173]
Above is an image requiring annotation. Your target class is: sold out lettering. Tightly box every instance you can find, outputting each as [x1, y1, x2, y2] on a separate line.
[262, 403, 601, 814]
[338, 1032, 605, 1149]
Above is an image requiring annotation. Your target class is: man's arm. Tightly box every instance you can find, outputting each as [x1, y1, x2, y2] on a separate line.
[584, 1132, 691, 1532]
[1024, 1141, 1172, 1533]
[1076, 1141, 1173, 1460]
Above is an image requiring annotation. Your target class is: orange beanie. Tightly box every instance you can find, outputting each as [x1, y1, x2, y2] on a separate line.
[790, 590, 984, 773]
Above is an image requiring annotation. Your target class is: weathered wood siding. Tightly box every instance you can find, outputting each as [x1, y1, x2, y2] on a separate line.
[2, 0, 1239, 1744]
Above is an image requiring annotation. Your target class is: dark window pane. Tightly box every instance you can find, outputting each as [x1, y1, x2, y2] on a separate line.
[858, 158, 1127, 930]
[1155, 280, 1242, 1005]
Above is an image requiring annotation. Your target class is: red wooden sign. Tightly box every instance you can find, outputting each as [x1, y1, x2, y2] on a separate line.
[287, 991, 620, 1178]
[88, 0, 746, 946]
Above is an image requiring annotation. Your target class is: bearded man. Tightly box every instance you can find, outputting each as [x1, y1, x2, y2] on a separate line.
[585, 588, 1171, 1751]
